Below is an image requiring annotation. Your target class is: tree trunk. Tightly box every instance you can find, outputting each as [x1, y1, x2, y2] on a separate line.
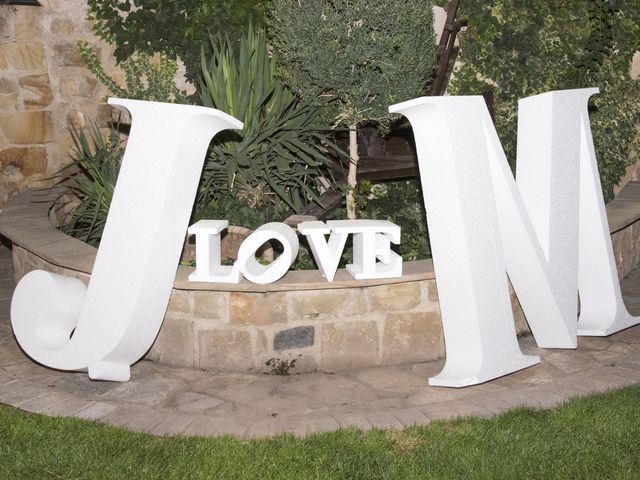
[346, 124, 359, 220]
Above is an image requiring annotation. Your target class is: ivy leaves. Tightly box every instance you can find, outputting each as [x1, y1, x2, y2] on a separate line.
[450, 0, 640, 199]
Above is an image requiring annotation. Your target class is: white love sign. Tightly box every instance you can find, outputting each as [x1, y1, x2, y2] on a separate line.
[188, 219, 402, 284]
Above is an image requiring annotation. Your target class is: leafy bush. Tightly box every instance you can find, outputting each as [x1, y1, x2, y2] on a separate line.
[192, 192, 276, 231]
[87, 0, 269, 82]
[55, 123, 124, 246]
[354, 180, 431, 261]
[58, 26, 339, 250]
[323, 180, 431, 265]
[197, 26, 339, 219]
[269, 0, 436, 130]
[269, 0, 436, 218]
[448, 0, 640, 200]
[77, 42, 187, 102]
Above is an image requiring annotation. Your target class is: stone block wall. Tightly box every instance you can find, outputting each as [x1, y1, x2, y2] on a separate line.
[612, 217, 640, 280]
[0, 2, 114, 208]
[146, 280, 451, 374]
[145, 280, 529, 375]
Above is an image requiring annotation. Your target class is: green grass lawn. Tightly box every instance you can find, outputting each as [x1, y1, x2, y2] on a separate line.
[1, 385, 639, 479]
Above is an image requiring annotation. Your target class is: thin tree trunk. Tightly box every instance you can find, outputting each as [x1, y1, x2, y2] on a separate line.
[346, 124, 359, 220]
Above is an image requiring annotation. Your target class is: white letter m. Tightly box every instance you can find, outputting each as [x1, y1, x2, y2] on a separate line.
[390, 89, 638, 387]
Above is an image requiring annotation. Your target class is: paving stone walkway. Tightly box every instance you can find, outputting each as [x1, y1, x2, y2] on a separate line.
[1, 244, 639, 439]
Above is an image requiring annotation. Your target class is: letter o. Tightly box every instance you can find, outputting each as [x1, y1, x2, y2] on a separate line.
[236, 223, 299, 284]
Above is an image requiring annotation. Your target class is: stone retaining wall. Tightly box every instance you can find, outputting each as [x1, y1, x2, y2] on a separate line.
[609, 182, 640, 280]
[2, 184, 639, 374]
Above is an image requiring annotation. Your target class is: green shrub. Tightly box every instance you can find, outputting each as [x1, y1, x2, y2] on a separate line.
[269, 0, 435, 129]
[448, 0, 640, 200]
[327, 180, 431, 263]
[87, 0, 269, 82]
[58, 26, 340, 249]
[55, 123, 124, 246]
[355, 180, 431, 261]
[269, 0, 436, 218]
[197, 25, 340, 220]
[77, 42, 187, 102]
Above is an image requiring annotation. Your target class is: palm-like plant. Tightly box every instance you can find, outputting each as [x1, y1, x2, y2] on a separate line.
[55, 123, 123, 246]
[198, 25, 339, 217]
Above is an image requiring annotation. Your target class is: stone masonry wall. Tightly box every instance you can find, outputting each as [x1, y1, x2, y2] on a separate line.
[612, 219, 640, 280]
[144, 281, 529, 375]
[0, 2, 114, 208]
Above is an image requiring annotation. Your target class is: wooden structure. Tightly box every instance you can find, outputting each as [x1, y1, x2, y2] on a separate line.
[431, 0, 466, 97]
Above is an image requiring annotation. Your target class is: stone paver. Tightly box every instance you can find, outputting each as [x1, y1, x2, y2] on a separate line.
[19, 391, 72, 413]
[334, 412, 373, 430]
[74, 402, 118, 421]
[152, 413, 196, 436]
[42, 396, 95, 417]
[2, 244, 640, 439]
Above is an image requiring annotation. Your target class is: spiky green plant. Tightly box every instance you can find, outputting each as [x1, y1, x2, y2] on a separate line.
[197, 25, 340, 218]
[54, 123, 123, 246]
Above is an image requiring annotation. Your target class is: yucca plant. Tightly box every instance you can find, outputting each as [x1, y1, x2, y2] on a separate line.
[197, 25, 339, 217]
[54, 123, 123, 246]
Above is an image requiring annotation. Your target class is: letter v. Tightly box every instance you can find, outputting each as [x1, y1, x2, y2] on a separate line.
[298, 221, 349, 282]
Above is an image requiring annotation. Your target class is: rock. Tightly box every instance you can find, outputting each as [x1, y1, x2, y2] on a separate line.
[230, 292, 286, 326]
[0, 111, 54, 144]
[65, 110, 85, 129]
[50, 18, 75, 35]
[2, 42, 46, 70]
[321, 320, 379, 370]
[192, 291, 228, 321]
[0, 79, 18, 94]
[381, 311, 444, 364]
[15, 6, 43, 41]
[0, 93, 18, 110]
[96, 103, 119, 126]
[368, 282, 421, 312]
[198, 328, 253, 371]
[53, 43, 86, 67]
[19, 74, 53, 109]
[0, 17, 12, 40]
[273, 326, 315, 351]
[0, 147, 47, 176]
[287, 288, 369, 320]
[59, 74, 98, 98]
[147, 313, 195, 368]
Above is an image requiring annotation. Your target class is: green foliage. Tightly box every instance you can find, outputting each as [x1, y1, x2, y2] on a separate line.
[354, 180, 431, 261]
[192, 192, 277, 231]
[449, 0, 640, 200]
[198, 26, 339, 219]
[87, 0, 269, 82]
[3, 386, 640, 478]
[58, 27, 340, 248]
[55, 123, 124, 246]
[331, 180, 430, 262]
[77, 41, 187, 102]
[269, 0, 436, 130]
